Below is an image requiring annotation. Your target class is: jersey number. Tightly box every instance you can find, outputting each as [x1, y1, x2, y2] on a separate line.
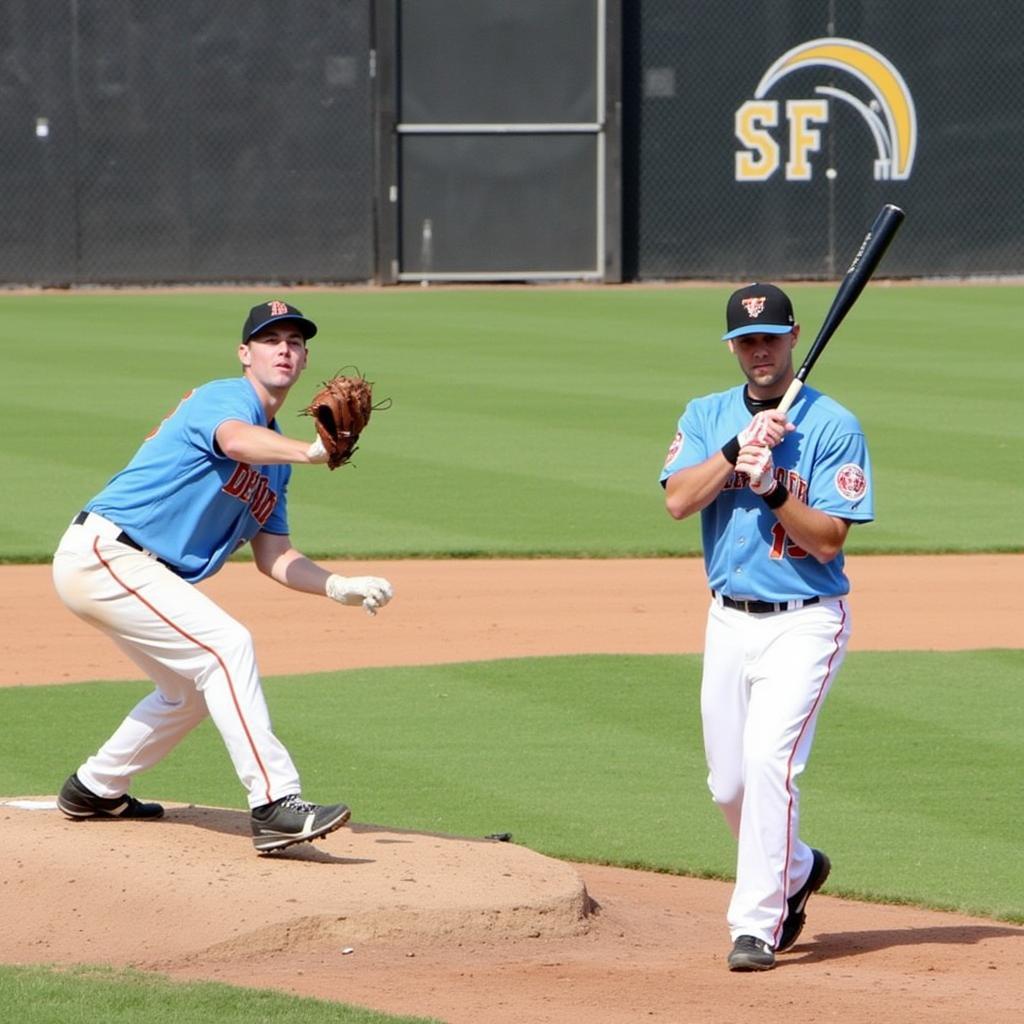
[769, 522, 808, 560]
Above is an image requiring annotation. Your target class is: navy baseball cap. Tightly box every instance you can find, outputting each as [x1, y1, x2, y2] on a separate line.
[722, 283, 795, 340]
[242, 300, 318, 342]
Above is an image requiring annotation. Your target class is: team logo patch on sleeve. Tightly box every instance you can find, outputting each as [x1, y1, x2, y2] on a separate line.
[664, 431, 684, 467]
[835, 463, 867, 501]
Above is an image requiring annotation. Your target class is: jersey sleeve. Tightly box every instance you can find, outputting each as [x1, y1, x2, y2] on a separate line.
[183, 381, 263, 458]
[658, 402, 711, 485]
[807, 427, 874, 522]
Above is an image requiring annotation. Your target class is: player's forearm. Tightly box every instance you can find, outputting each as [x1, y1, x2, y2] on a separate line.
[254, 541, 394, 615]
[664, 455, 734, 520]
[769, 498, 849, 564]
[216, 421, 317, 465]
[261, 546, 332, 594]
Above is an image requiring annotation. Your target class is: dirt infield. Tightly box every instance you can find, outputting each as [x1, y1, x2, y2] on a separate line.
[2, 555, 1022, 1024]
[3, 554, 1020, 686]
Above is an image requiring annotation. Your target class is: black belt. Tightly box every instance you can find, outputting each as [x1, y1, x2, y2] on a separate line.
[73, 511, 180, 574]
[714, 591, 820, 614]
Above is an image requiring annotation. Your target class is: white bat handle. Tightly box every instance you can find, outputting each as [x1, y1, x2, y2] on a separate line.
[777, 377, 804, 417]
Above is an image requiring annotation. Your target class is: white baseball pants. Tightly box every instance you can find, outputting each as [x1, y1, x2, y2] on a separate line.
[699, 596, 850, 946]
[52, 514, 300, 809]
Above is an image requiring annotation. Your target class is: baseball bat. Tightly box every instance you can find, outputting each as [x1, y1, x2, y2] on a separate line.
[777, 203, 905, 415]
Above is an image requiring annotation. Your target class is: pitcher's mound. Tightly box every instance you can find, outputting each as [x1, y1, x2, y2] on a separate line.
[1, 799, 593, 968]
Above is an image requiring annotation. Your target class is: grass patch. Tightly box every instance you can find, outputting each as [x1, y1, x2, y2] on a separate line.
[0, 965, 440, 1024]
[2, 285, 1022, 560]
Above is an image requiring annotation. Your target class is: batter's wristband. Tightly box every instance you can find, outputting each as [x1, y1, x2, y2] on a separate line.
[721, 436, 741, 465]
[761, 482, 788, 509]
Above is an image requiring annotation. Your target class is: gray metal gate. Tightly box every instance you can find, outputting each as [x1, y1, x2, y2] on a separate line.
[375, 0, 621, 282]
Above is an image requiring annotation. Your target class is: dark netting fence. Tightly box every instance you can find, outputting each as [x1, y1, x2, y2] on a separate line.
[630, 0, 1024, 279]
[0, 0, 374, 285]
[2, 1, 1021, 284]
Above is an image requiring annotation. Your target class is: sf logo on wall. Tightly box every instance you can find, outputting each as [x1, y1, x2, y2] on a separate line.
[734, 37, 917, 183]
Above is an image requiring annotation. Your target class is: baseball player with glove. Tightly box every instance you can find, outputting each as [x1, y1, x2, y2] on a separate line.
[52, 300, 393, 853]
[659, 284, 873, 970]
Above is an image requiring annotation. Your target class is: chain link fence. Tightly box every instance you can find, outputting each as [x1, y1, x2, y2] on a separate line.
[2, 1, 1021, 284]
[631, 0, 1024, 279]
[0, 0, 374, 285]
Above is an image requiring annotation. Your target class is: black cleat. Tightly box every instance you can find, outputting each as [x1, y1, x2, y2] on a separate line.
[250, 794, 351, 853]
[777, 849, 831, 953]
[57, 773, 164, 820]
[728, 934, 776, 971]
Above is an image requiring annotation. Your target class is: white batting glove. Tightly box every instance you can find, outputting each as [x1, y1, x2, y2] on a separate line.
[737, 410, 792, 449]
[326, 574, 395, 616]
[735, 445, 777, 495]
[306, 436, 330, 464]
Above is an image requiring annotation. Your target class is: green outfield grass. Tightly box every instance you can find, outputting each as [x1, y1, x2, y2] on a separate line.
[3, 285, 1021, 561]
[3, 650, 1021, 923]
[0, 965, 440, 1024]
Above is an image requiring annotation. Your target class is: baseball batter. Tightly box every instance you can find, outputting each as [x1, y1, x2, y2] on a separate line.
[52, 300, 394, 853]
[659, 283, 873, 970]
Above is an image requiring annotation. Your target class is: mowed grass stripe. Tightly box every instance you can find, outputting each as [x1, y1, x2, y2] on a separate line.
[2, 286, 1021, 559]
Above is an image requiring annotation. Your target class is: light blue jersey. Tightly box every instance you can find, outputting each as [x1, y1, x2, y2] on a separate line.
[659, 384, 873, 602]
[86, 378, 291, 583]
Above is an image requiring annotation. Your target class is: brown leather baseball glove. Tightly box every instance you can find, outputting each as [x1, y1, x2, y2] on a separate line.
[301, 373, 376, 469]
